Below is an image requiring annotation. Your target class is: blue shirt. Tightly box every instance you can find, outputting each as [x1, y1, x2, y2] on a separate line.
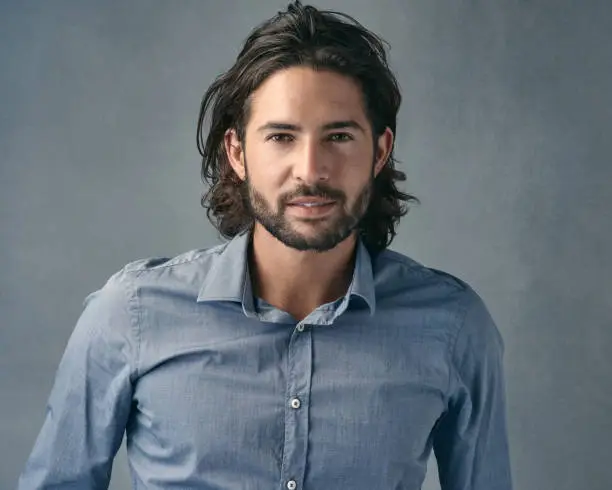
[18, 230, 513, 490]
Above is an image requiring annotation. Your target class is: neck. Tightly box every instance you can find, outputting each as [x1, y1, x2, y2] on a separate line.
[248, 224, 357, 321]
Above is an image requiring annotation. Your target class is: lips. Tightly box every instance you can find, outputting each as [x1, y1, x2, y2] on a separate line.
[284, 197, 338, 218]
[286, 198, 336, 207]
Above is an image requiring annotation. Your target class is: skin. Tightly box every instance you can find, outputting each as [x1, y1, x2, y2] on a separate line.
[224, 66, 393, 321]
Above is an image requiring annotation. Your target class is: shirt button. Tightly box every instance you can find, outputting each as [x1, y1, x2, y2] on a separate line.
[290, 397, 301, 409]
[296, 324, 305, 332]
[286, 480, 297, 490]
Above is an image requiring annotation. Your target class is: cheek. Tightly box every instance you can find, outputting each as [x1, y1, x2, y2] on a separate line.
[249, 167, 285, 191]
[345, 180, 371, 205]
[335, 142, 375, 173]
[245, 155, 284, 190]
[337, 158, 374, 190]
[245, 167, 285, 208]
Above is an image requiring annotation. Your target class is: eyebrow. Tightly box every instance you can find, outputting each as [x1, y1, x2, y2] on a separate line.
[256, 120, 366, 133]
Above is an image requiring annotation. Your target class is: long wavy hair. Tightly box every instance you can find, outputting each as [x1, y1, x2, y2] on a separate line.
[197, 1, 419, 254]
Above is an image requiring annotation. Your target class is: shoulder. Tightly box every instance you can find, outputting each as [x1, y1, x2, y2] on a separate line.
[102, 242, 228, 287]
[373, 248, 501, 344]
[373, 247, 472, 301]
[83, 242, 228, 313]
[118, 242, 227, 277]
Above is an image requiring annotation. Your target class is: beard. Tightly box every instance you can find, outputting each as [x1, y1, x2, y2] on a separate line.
[243, 162, 374, 252]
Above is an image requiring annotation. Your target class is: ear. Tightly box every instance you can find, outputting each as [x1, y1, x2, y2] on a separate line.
[224, 128, 246, 181]
[373, 127, 394, 177]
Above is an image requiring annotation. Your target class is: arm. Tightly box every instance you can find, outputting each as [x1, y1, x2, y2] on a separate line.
[18, 270, 138, 489]
[433, 289, 513, 490]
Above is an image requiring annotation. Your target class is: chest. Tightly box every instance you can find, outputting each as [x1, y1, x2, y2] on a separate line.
[127, 311, 450, 485]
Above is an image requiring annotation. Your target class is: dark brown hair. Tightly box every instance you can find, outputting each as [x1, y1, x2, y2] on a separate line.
[197, 1, 419, 253]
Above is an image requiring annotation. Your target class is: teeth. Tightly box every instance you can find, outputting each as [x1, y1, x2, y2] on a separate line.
[296, 202, 328, 207]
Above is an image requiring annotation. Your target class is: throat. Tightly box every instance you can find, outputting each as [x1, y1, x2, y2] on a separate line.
[248, 224, 357, 319]
[251, 265, 353, 321]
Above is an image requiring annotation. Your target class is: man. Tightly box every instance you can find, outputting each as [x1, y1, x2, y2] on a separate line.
[19, 2, 513, 489]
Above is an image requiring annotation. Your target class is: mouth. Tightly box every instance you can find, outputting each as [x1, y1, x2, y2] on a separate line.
[285, 198, 338, 217]
[287, 199, 336, 207]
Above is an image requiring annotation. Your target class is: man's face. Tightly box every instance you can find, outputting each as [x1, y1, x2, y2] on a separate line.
[227, 66, 392, 252]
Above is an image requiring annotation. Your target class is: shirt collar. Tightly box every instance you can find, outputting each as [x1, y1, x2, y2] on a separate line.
[196, 229, 376, 316]
[196, 229, 251, 304]
[348, 237, 376, 315]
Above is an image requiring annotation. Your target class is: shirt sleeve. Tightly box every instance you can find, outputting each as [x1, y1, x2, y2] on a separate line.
[18, 269, 138, 490]
[433, 289, 513, 490]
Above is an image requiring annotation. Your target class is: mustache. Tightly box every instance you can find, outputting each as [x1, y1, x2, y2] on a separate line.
[280, 184, 345, 203]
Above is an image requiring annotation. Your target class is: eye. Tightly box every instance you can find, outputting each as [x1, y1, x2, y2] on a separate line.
[267, 133, 295, 143]
[327, 133, 354, 142]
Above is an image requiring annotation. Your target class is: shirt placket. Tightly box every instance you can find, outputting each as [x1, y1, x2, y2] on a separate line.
[279, 322, 313, 490]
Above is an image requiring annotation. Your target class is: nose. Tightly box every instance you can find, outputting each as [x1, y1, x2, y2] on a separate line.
[292, 138, 329, 184]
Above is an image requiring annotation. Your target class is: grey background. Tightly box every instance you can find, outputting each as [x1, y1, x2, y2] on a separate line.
[1, 1, 611, 489]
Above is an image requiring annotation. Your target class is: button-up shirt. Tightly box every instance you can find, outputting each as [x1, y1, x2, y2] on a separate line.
[18, 230, 513, 489]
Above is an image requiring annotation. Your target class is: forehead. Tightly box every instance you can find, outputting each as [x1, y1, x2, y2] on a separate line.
[247, 66, 368, 127]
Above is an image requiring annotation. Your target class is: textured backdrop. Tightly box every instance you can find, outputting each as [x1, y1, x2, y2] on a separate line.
[1, 1, 611, 489]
